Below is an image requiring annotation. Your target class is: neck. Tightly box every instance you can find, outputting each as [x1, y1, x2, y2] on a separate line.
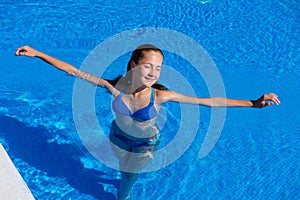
[126, 80, 148, 95]
[121, 85, 147, 95]
[125, 85, 151, 97]
[132, 85, 148, 96]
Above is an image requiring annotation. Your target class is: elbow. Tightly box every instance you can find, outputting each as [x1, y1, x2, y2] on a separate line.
[98, 79, 111, 88]
[68, 70, 77, 76]
[210, 103, 222, 107]
[66, 68, 79, 77]
[210, 97, 226, 107]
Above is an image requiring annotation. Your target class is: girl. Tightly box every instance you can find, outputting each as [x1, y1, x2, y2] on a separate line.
[15, 44, 280, 200]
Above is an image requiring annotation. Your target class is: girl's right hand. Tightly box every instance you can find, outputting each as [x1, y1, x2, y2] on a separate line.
[15, 46, 39, 57]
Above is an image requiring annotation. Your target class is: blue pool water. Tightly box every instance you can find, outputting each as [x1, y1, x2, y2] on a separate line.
[0, 0, 299, 199]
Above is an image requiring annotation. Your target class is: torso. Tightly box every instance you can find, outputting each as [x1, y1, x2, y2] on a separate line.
[112, 87, 158, 121]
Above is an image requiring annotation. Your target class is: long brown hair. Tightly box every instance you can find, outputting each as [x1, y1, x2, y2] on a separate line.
[107, 44, 168, 90]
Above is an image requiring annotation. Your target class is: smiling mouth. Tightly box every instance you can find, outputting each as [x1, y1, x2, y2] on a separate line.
[145, 77, 156, 81]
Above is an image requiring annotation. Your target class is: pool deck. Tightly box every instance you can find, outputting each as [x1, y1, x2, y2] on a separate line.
[0, 144, 35, 200]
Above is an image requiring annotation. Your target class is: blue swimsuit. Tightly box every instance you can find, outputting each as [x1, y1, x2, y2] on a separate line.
[111, 88, 160, 147]
[112, 87, 157, 121]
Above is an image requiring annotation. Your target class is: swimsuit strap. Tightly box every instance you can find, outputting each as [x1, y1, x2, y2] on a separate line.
[150, 87, 155, 102]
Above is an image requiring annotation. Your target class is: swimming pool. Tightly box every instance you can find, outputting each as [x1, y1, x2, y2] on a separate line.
[1, 0, 299, 199]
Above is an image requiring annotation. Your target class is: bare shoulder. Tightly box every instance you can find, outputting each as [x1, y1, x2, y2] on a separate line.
[102, 80, 120, 97]
[154, 89, 174, 104]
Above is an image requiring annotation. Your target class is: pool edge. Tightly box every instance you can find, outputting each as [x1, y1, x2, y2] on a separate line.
[0, 144, 35, 200]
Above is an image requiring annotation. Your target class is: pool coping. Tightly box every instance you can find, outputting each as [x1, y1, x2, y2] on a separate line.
[0, 144, 35, 200]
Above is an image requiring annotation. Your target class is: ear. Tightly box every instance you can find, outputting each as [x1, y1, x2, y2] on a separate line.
[129, 60, 136, 70]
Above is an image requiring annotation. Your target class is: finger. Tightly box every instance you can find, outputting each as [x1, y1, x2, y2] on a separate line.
[269, 94, 280, 105]
[267, 102, 274, 106]
[273, 97, 281, 105]
[266, 93, 280, 105]
[15, 46, 30, 56]
[266, 93, 277, 99]
[17, 50, 26, 56]
[15, 47, 25, 56]
[267, 98, 280, 106]
[15, 48, 21, 56]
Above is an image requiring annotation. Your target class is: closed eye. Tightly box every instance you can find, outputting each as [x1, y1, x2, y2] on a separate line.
[142, 64, 151, 68]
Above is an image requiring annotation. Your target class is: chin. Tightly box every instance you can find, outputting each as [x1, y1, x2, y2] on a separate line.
[143, 84, 152, 88]
[143, 81, 156, 88]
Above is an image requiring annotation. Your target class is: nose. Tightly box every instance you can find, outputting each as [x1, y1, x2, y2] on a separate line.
[148, 67, 155, 77]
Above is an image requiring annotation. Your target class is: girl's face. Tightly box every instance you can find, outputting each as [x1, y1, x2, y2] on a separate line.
[131, 50, 163, 88]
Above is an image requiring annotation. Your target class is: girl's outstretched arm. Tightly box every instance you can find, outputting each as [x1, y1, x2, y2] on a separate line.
[15, 46, 118, 96]
[156, 90, 280, 108]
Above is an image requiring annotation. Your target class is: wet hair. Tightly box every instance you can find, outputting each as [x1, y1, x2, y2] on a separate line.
[126, 44, 164, 72]
[106, 44, 168, 90]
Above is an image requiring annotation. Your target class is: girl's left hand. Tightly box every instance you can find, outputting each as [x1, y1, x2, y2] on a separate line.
[252, 93, 280, 108]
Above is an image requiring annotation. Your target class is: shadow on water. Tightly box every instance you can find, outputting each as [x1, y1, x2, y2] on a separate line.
[0, 115, 118, 200]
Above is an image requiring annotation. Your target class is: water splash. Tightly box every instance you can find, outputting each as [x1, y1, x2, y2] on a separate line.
[196, 0, 213, 4]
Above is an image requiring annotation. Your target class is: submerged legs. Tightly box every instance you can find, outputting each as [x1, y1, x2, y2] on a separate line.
[117, 172, 138, 200]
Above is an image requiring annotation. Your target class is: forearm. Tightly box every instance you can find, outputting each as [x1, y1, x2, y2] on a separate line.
[162, 91, 253, 107]
[192, 97, 253, 107]
[35, 51, 108, 87]
[35, 51, 78, 75]
[207, 97, 253, 107]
